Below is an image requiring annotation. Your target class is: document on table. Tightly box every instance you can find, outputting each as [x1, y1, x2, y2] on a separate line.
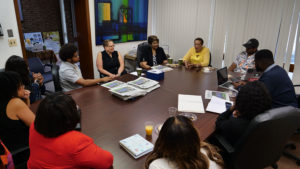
[206, 96, 233, 114]
[130, 71, 145, 76]
[205, 90, 230, 101]
[178, 94, 205, 113]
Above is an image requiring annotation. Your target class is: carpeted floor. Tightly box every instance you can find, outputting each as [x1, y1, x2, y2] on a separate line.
[265, 134, 300, 169]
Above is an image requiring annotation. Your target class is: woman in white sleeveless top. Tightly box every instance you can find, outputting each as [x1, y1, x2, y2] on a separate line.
[145, 116, 224, 169]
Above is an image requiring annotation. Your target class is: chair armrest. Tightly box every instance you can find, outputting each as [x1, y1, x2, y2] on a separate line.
[214, 134, 235, 154]
[10, 146, 29, 156]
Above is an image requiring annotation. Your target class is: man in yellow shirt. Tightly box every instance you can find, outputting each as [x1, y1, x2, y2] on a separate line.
[183, 38, 210, 69]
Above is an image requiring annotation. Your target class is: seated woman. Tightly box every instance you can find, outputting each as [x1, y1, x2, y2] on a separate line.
[96, 40, 126, 78]
[215, 81, 272, 146]
[138, 35, 168, 69]
[5, 55, 45, 103]
[183, 37, 210, 69]
[28, 93, 113, 169]
[0, 71, 35, 152]
[145, 116, 224, 169]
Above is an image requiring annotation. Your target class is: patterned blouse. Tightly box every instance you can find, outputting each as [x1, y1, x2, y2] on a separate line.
[233, 51, 255, 73]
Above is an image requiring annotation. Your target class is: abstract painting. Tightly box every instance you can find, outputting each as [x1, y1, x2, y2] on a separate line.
[95, 0, 148, 45]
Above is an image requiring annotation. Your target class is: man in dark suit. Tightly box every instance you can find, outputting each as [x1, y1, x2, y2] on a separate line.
[255, 49, 298, 108]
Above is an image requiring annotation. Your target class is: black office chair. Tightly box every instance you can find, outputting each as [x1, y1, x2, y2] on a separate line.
[27, 57, 53, 84]
[51, 64, 62, 92]
[215, 106, 300, 169]
[283, 84, 300, 165]
[208, 52, 212, 67]
[136, 42, 149, 68]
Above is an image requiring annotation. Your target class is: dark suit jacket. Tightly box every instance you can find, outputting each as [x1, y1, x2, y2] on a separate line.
[259, 65, 298, 108]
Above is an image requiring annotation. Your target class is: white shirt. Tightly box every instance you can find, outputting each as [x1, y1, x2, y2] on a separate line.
[59, 61, 83, 92]
[149, 149, 221, 169]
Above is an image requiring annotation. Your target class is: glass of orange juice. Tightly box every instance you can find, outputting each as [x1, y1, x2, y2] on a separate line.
[145, 121, 154, 136]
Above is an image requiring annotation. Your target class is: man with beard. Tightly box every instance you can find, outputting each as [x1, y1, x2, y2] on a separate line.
[254, 49, 298, 108]
[228, 38, 259, 74]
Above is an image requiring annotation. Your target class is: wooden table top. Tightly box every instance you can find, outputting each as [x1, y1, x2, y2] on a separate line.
[31, 66, 224, 169]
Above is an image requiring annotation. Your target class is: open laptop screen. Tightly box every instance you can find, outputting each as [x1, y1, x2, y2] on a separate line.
[217, 67, 228, 85]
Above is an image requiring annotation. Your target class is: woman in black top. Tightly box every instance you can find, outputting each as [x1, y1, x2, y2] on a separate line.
[139, 35, 168, 69]
[5, 55, 45, 103]
[215, 81, 272, 147]
[96, 40, 126, 78]
[0, 72, 35, 152]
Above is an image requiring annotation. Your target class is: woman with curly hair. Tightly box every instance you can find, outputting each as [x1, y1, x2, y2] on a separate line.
[215, 81, 272, 146]
[145, 116, 224, 169]
[5, 55, 45, 103]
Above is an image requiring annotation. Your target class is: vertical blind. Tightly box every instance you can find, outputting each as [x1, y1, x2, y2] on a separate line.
[149, 0, 300, 77]
[148, 0, 212, 59]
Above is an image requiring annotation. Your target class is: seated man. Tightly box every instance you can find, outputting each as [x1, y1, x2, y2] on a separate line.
[59, 44, 112, 92]
[138, 35, 168, 69]
[183, 37, 210, 68]
[255, 49, 298, 108]
[228, 38, 259, 73]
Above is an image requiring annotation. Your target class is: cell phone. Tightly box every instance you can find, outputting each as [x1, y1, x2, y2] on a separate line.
[225, 102, 232, 110]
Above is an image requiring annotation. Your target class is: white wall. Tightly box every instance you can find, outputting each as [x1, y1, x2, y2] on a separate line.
[0, 0, 23, 68]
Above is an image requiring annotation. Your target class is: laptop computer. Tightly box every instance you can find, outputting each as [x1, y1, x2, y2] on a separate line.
[217, 67, 238, 92]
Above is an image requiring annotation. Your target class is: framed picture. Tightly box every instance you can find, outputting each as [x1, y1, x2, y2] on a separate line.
[95, 0, 148, 45]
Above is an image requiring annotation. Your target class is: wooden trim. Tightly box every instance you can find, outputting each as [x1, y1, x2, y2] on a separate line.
[289, 64, 294, 72]
[13, 0, 27, 59]
[74, 0, 94, 78]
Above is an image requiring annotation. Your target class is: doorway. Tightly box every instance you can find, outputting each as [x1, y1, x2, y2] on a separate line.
[13, 0, 94, 79]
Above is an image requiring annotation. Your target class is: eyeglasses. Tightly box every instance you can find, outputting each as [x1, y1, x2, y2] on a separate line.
[108, 45, 115, 48]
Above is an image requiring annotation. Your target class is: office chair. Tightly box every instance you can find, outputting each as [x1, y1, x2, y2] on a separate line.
[214, 106, 300, 169]
[283, 84, 300, 165]
[209, 52, 212, 67]
[27, 57, 53, 84]
[136, 42, 150, 68]
[51, 64, 62, 92]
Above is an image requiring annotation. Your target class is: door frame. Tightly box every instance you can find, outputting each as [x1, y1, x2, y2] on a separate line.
[13, 0, 94, 78]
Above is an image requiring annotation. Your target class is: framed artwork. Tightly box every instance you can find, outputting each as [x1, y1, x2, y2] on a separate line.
[24, 32, 44, 51]
[95, 0, 148, 45]
[42, 31, 61, 54]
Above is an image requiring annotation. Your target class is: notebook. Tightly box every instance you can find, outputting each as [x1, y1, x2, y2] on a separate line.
[217, 67, 237, 92]
[119, 134, 154, 159]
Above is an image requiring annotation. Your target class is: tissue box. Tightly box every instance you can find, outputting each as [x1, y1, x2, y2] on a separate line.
[146, 69, 164, 81]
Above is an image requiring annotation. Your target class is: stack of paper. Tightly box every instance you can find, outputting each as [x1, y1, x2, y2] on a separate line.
[152, 65, 173, 72]
[127, 77, 160, 93]
[206, 96, 233, 114]
[101, 80, 125, 89]
[101, 78, 160, 100]
[109, 84, 147, 100]
[178, 94, 205, 113]
[120, 134, 154, 159]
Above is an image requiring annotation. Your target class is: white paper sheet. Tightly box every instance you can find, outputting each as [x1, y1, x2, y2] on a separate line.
[206, 96, 233, 114]
[178, 94, 205, 113]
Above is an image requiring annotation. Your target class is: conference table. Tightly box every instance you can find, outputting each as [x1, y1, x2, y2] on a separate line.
[31, 66, 227, 169]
